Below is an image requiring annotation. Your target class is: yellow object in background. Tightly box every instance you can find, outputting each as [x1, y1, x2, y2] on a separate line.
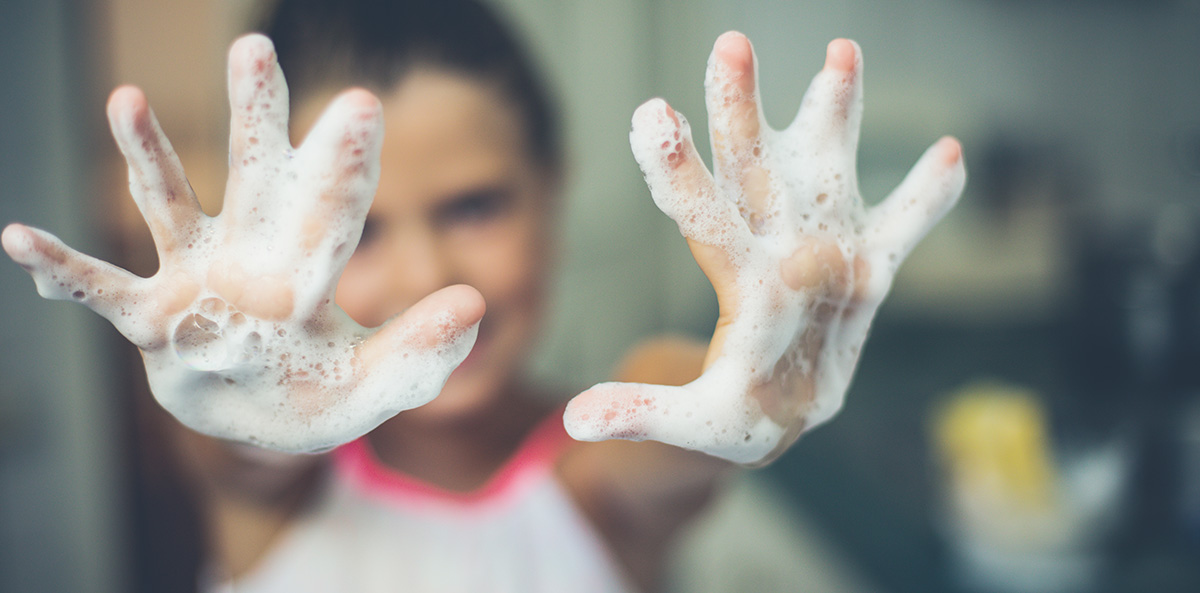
[932, 382, 1129, 593]
[935, 382, 1058, 511]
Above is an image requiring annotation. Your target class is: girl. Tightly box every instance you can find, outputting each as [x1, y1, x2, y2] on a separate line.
[1, 0, 965, 590]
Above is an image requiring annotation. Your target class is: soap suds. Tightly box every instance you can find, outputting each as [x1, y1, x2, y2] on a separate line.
[566, 35, 965, 464]
[2, 34, 479, 453]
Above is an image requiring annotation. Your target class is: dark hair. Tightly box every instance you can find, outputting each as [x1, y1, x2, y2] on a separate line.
[261, 0, 561, 172]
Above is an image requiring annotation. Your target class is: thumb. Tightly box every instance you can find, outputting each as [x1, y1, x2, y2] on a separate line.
[564, 381, 689, 442]
[357, 284, 485, 370]
[564, 379, 780, 464]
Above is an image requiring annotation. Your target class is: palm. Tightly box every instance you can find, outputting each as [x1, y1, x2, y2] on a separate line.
[2, 35, 483, 453]
[564, 33, 966, 465]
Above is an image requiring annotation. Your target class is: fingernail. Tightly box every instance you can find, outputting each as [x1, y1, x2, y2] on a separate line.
[825, 39, 857, 72]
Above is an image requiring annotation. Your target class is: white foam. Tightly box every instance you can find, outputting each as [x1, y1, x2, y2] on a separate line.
[145, 302, 476, 453]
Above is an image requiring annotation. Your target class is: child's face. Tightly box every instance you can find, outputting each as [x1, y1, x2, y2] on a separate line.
[296, 70, 557, 422]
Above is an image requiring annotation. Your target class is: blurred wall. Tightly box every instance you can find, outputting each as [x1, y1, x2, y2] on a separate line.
[0, 2, 126, 593]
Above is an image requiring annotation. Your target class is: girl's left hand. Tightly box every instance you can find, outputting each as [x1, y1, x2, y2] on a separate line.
[564, 32, 965, 465]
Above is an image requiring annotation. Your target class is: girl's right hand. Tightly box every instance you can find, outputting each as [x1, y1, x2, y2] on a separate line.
[2, 34, 484, 453]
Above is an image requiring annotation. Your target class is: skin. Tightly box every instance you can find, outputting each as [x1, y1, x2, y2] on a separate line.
[2, 31, 965, 593]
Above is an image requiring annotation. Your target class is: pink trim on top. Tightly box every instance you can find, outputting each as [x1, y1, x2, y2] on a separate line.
[333, 409, 572, 509]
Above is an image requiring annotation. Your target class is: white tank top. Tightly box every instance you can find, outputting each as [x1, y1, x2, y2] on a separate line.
[207, 414, 636, 593]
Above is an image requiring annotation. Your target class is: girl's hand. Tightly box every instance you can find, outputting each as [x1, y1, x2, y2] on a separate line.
[2, 34, 484, 453]
[564, 33, 965, 465]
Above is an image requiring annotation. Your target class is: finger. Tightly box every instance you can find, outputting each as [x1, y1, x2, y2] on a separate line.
[106, 86, 204, 254]
[706, 33, 778, 235]
[866, 137, 966, 266]
[296, 89, 384, 267]
[565, 382, 698, 442]
[357, 284, 486, 370]
[631, 98, 747, 250]
[706, 32, 762, 151]
[564, 381, 780, 464]
[3, 223, 156, 346]
[788, 39, 864, 164]
[225, 34, 291, 204]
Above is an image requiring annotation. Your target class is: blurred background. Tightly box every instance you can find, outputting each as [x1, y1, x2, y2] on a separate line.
[2, 0, 1199, 591]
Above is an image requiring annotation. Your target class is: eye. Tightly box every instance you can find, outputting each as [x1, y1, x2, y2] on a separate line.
[434, 188, 512, 228]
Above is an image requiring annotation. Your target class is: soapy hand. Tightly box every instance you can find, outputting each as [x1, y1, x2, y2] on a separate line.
[565, 33, 965, 465]
[2, 35, 484, 453]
